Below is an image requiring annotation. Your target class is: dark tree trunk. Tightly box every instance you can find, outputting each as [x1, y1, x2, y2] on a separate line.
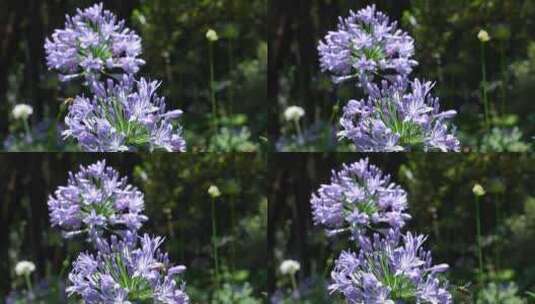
[0, 1, 23, 134]
[26, 0, 45, 120]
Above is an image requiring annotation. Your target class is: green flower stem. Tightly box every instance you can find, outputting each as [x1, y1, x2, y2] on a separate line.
[22, 118, 31, 139]
[475, 196, 484, 285]
[293, 119, 304, 143]
[495, 193, 504, 271]
[166, 211, 175, 239]
[24, 273, 33, 293]
[209, 41, 217, 130]
[230, 198, 236, 271]
[211, 197, 220, 288]
[329, 99, 341, 125]
[323, 252, 335, 277]
[50, 101, 69, 141]
[227, 40, 234, 115]
[290, 273, 298, 294]
[481, 42, 490, 129]
[500, 41, 507, 115]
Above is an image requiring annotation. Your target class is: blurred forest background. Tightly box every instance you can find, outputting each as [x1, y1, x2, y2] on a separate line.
[0, 0, 267, 152]
[0, 154, 267, 303]
[270, 0, 535, 152]
[268, 153, 535, 303]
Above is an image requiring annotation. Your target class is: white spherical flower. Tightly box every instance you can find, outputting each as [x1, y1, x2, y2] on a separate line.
[208, 185, 221, 198]
[279, 259, 300, 275]
[206, 29, 219, 42]
[15, 261, 36, 276]
[477, 29, 491, 43]
[472, 184, 486, 197]
[284, 106, 305, 122]
[12, 104, 34, 120]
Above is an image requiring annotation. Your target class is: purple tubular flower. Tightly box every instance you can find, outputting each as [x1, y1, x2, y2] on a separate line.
[68, 234, 189, 304]
[63, 76, 186, 152]
[44, 3, 145, 82]
[338, 78, 460, 152]
[47, 160, 147, 240]
[329, 229, 452, 303]
[310, 158, 410, 238]
[318, 5, 417, 85]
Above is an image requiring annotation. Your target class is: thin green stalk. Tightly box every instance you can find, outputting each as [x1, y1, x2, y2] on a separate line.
[227, 40, 234, 115]
[59, 243, 71, 279]
[290, 273, 298, 294]
[475, 196, 484, 285]
[50, 101, 69, 143]
[500, 42, 507, 115]
[495, 197, 500, 271]
[209, 42, 217, 128]
[495, 192, 504, 271]
[22, 118, 31, 139]
[329, 99, 341, 125]
[481, 43, 490, 129]
[24, 273, 33, 293]
[211, 197, 220, 288]
[323, 252, 334, 277]
[166, 211, 175, 239]
[230, 198, 236, 271]
[294, 120, 304, 143]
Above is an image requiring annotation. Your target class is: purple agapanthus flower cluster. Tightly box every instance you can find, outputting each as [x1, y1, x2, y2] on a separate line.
[64, 76, 186, 152]
[310, 158, 410, 238]
[339, 78, 460, 152]
[48, 160, 189, 303]
[44, 2, 144, 82]
[68, 235, 189, 304]
[318, 5, 460, 151]
[318, 5, 417, 85]
[47, 160, 147, 240]
[330, 229, 451, 303]
[311, 159, 452, 303]
[45, 3, 186, 151]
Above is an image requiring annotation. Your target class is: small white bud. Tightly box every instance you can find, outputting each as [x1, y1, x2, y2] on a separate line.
[15, 261, 36, 276]
[206, 29, 219, 42]
[284, 106, 305, 122]
[208, 185, 221, 198]
[477, 30, 491, 43]
[472, 184, 486, 197]
[12, 104, 34, 120]
[279, 259, 300, 275]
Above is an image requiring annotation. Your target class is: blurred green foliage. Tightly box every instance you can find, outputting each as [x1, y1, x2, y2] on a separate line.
[476, 282, 526, 304]
[131, 0, 267, 151]
[406, 0, 535, 151]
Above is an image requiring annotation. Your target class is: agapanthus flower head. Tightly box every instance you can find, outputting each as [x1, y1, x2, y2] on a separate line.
[44, 2, 145, 82]
[330, 229, 452, 304]
[338, 78, 460, 152]
[310, 158, 410, 238]
[68, 234, 189, 304]
[47, 160, 147, 240]
[318, 5, 417, 85]
[63, 76, 186, 152]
